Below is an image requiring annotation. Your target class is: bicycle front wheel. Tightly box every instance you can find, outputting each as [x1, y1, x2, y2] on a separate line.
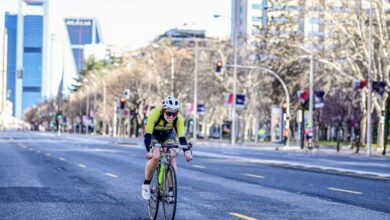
[148, 169, 159, 220]
[162, 166, 177, 220]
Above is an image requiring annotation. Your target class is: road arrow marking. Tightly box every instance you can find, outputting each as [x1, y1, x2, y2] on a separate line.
[229, 212, 258, 220]
[327, 187, 362, 195]
[244, 173, 265, 179]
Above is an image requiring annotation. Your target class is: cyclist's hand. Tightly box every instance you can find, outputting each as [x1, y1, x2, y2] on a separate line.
[184, 150, 192, 162]
[146, 151, 153, 160]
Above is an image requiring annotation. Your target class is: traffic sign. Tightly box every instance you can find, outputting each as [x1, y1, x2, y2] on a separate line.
[197, 104, 206, 114]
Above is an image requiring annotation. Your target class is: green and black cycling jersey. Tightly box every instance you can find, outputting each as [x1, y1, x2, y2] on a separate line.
[144, 107, 187, 152]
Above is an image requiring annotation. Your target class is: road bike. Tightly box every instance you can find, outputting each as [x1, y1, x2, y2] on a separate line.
[148, 142, 192, 220]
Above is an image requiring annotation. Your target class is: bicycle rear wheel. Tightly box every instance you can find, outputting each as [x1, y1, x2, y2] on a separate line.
[148, 169, 159, 220]
[162, 166, 177, 220]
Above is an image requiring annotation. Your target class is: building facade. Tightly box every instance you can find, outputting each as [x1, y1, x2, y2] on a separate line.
[158, 27, 206, 47]
[5, 13, 43, 116]
[64, 18, 103, 73]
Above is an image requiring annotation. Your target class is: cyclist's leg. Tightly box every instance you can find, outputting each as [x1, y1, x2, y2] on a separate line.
[145, 137, 161, 181]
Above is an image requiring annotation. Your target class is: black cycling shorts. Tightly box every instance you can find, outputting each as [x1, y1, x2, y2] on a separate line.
[152, 129, 177, 144]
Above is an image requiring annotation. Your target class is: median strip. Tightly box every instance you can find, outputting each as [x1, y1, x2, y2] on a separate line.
[192, 165, 206, 169]
[327, 187, 362, 195]
[229, 212, 258, 220]
[244, 173, 265, 179]
[105, 172, 119, 178]
[195, 151, 390, 180]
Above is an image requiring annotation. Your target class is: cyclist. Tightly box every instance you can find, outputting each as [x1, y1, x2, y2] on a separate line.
[142, 96, 192, 200]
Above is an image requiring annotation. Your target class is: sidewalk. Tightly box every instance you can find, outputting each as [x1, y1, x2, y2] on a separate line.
[196, 139, 390, 158]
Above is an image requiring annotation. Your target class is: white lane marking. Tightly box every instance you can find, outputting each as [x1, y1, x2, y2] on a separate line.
[28, 148, 34, 151]
[59, 157, 66, 161]
[37, 150, 41, 153]
[105, 172, 119, 178]
[327, 187, 362, 195]
[45, 153, 51, 156]
[229, 212, 258, 220]
[78, 164, 87, 168]
[192, 165, 206, 169]
[244, 173, 265, 179]
[129, 153, 137, 157]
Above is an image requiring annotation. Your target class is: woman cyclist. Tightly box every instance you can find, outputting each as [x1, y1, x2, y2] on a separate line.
[142, 96, 192, 200]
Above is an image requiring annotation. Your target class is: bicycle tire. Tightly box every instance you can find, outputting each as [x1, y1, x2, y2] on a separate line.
[148, 168, 160, 220]
[162, 166, 177, 220]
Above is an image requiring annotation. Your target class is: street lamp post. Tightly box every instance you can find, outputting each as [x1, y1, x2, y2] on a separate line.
[226, 64, 291, 146]
[84, 84, 90, 135]
[213, 11, 238, 145]
[91, 81, 97, 135]
[91, 73, 107, 135]
[77, 90, 82, 134]
[232, 15, 238, 145]
[152, 43, 175, 96]
[367, 0, 373, 156]
[193, 38, 199, 142]
[308, 0, 315, 142]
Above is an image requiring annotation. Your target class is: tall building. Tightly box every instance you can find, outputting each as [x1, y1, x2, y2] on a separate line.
[3, 0, 49, 119]
[64, 18, 103, 73]
[231, 0, 268, 39]
[0, 28, 8, 126]
[5, 13, 44, 117]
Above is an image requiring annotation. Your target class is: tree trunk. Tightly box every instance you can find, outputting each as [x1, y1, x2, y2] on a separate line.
[383, 98, 390, 155]
[377, 120, 383, 151]
[336, 124, 341, 152]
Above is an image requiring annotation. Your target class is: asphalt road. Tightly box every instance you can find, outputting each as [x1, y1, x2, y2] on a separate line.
[0, 131, 389, 220]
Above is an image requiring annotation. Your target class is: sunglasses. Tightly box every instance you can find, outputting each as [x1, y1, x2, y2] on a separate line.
[164, 111, 178, 118]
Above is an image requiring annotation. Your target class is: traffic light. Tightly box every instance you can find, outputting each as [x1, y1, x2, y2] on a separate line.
[215, 60, 223, 74]
[56, 112, 63, 120]
[119, 97, 126, 109]
[123, 89, 130, 99]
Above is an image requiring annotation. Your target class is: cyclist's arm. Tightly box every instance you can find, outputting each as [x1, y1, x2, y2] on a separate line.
[144, 108, 160, 152]
[176, 114, 189, 150]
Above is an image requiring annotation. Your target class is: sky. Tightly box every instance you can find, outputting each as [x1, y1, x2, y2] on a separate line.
[0, 0, 231, 97]
[0, 0, 231, 49]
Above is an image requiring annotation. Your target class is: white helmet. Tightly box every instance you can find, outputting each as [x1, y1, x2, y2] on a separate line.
[162, 96, 181, 111]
